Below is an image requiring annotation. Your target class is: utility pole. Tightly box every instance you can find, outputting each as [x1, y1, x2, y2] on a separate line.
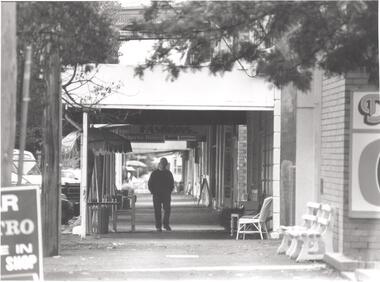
[1, 2, 17, 187]
[17, 46, 32, 185]
[41, 46, 62, 256]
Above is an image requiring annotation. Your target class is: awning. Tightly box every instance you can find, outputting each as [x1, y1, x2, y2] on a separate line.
[62, 128, 132, 158]
[63, 64, 276, 111]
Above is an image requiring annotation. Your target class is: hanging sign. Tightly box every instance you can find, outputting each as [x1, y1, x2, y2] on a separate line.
[349, 91, 380, 218]
[113, 125, 208, 142]
[1, 186, 43, 280]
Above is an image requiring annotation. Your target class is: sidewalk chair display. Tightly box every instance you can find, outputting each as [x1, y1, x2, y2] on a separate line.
[236, 196, 273, 240]
[230, 201, 258, 236]
[277, 202, 321, 254]
[112, 190, 136, 232]
[277, 203, 333, 262]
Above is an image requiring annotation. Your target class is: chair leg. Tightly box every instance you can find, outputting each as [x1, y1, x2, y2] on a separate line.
[277, 233, 291, 254]
[295, 235, 310, 262]
[289, 236, 303, 259]
[286, 237, 298, 257]
[231, 216, 235, 237]
[263, 223, 269, 239]
[258, 223, 263, 240]
[297, 236, 324, 262]
[236, 223, 240, 240]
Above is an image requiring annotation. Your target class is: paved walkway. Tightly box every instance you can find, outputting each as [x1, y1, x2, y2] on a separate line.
[117, 193, 224, 232]
[44, 193, 347, 281]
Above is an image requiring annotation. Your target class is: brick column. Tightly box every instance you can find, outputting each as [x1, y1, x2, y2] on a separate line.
[237, 125, 247, 202]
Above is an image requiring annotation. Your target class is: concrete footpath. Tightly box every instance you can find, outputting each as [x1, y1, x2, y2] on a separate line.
[44, 194, 347, 281]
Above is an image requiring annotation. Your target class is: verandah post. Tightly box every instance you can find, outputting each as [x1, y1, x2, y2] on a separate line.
[80, 110, 88, 238]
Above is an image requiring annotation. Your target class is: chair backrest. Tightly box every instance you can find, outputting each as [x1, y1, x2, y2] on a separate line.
[258, 196, 273, 222]
[242, 201, 259, 213]
[306, 202, 321, 215]
[316, 204, 333, 234]
[302, 202, 321, 228]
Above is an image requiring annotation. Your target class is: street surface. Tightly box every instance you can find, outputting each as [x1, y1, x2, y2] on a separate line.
[44, 194, 347, 281]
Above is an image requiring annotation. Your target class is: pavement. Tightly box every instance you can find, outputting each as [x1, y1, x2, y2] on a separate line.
[44, 193, 348, 281]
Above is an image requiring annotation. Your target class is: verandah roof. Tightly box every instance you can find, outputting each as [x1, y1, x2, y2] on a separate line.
[63, 64, 276, 111]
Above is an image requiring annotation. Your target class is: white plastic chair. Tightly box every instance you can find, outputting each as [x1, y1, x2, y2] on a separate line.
[236, 196, 273, 240]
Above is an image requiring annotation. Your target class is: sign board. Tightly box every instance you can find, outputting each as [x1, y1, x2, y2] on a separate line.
[112, 125, 208, 142]
[117, 133, 165, 143]
[1, 186, 43, 280]
[349, 92, 380, 218]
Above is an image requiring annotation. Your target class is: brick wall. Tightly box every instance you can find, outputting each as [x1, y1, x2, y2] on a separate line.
[237, 125, 247, 201]
[321, 71, 380, 260]
[343, 72, 380, 261]
[320, 74, 347, 253]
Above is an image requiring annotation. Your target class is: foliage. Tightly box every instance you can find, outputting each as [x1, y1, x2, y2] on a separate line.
[129, 1, 378, 91]
[16, 2, 122, 153]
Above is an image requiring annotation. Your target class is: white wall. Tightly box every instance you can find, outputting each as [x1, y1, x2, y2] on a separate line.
[295, 82, 321, 225]
[295, 106, 316, 225]
[294, 70, 323, 225]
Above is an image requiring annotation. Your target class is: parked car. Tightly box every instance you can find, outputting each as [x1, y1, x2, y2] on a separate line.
[61, 169, 80, 185]
[12, 149, 75, 224]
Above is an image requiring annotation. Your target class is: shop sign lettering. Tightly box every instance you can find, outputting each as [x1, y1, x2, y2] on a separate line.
[358, 94, 380, 125]
[0, 186, 43, 280]
[350, 92, 380, 218]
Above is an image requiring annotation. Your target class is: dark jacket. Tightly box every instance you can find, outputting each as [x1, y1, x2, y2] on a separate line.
[148, 169, 174, 196]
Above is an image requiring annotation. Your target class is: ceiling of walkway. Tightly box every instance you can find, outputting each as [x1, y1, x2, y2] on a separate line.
[67, 108, 247, 125]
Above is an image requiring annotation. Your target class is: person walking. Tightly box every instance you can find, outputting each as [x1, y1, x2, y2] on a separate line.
[148, 157, 174, 232]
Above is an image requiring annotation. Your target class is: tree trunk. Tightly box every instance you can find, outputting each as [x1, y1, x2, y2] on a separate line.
[1, 2, 17, 187]
[41, 49, 62, 256]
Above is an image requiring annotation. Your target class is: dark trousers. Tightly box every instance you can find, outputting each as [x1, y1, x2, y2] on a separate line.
[153, 194, 171, 228]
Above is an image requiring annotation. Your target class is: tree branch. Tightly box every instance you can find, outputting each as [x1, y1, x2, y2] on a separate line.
[62, 64, 77, 88]
[220, 34, 256, 78]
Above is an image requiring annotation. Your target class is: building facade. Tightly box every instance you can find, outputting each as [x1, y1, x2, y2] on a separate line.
[281, 69, 380, 261]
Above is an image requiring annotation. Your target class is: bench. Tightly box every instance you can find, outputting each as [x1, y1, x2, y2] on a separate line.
[277, 202, 321, 254]
[277, 203, 333, 262]
[290, 204, 333, 262]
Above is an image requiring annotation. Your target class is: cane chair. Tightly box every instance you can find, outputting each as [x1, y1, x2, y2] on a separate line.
[236, 196, 273, 240]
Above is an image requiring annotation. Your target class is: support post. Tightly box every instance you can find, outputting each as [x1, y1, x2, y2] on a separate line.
[131, 193, 136, 232]
[1, 2, 17, 187]
[115, 153, 122, 190]
[80, 111, 88, 238]
[271, 88, 281, 238]
[41, 48, 61, 256]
